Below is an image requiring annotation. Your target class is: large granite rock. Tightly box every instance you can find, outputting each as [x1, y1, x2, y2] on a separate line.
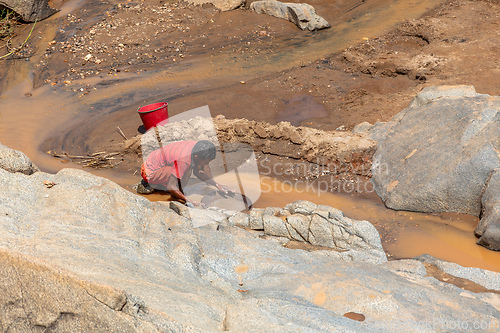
[0, 0, 58, 22]
[369, 86, 500, 250]
[0, 143, 39, 175]
[0, 250, 159, 332]
[1, 144, 500, 331]
[369, 86, 500, 249]
[250, 0, 330, 31]
[476, 169, 500, 250]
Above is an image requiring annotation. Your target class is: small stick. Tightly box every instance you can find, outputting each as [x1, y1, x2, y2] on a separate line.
[117, 127, 128, 140]
[47, 151, 86, 159]
[47, 151, 64, 158]
[65, 155, 88, 159]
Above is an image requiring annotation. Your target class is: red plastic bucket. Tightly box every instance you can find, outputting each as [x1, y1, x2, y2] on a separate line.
[138, 102, 169, 131]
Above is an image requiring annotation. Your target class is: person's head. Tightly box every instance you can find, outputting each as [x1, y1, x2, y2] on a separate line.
[192, 140, 216, 165]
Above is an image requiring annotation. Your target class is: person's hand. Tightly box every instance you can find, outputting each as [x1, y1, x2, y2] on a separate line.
[216, 184, 234, 195]
[216, 184, 233, 194]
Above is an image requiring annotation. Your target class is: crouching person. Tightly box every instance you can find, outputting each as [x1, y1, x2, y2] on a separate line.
[137, 140, 231, 207]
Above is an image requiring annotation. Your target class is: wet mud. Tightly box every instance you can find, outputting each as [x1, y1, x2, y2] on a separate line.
[424, 263, 500, 295]
[276, 94, 328, 126]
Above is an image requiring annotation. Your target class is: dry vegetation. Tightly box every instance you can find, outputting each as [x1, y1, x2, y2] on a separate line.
[0, 6, 37, 60]
[0, 7, 15, 39]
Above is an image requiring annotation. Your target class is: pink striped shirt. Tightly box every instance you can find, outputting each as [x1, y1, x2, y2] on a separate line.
[144, 140, 196, 180]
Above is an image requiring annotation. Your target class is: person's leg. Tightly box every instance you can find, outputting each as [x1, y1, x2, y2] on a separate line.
[135, 164, 154, 194]
[142, 165, 173, 191]
[136, 164, 171, 194]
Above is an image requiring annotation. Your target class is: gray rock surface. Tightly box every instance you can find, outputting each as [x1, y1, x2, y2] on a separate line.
[352, 121, 374, 134]
[249, 200, 386, 264]
[185, 0, 245, 11]
[250, 0, 330, 31]
[0, 0, 58, 22]
[382, 259, 428, 277]
[476, 169, 500, 250]
[227, 211, 250, 228]
[370, 85, 500, 217]
[0, 143, 39, 175]
[1, 146, 500, 331]
[0, 250, 161, 332]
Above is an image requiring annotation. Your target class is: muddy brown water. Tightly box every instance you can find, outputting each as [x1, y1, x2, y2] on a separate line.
[255, 178, 500, 273]
[2, 0, 500, 273]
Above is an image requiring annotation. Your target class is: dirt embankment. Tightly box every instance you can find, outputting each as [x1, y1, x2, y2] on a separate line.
[121, 117, 375, 179]
[269, 0, 500, 130]
[214, 117, 375, 176]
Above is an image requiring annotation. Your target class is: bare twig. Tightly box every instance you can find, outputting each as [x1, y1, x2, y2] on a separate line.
[117, 127, 128, 140]
[47, 150, 122, 169]
[91, 151, 106, 156]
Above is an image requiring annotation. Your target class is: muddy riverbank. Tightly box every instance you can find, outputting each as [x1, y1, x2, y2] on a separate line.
[2, 0, 498, 160]
[22, 0, 499, 166]
[4, 0, 498, 131]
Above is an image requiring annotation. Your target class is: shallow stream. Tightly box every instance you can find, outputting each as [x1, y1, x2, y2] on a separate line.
[2, 0, 500, 272]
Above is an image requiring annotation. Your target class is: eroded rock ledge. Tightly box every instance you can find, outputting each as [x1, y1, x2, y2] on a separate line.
[216, 117, 374, 174]
[172, 199, 387, 264]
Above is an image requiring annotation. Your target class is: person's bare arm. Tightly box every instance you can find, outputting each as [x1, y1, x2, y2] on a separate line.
[194, 164, 233, 194]
[166, 175, 202, 206]
[193, 164, 217, 187]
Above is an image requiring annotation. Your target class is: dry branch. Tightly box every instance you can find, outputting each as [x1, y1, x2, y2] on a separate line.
[117, 127, 128, 140]
[47, 150, 122, 169]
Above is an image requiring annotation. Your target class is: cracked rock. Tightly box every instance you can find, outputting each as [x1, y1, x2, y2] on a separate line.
[251, 200, 385, 262]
